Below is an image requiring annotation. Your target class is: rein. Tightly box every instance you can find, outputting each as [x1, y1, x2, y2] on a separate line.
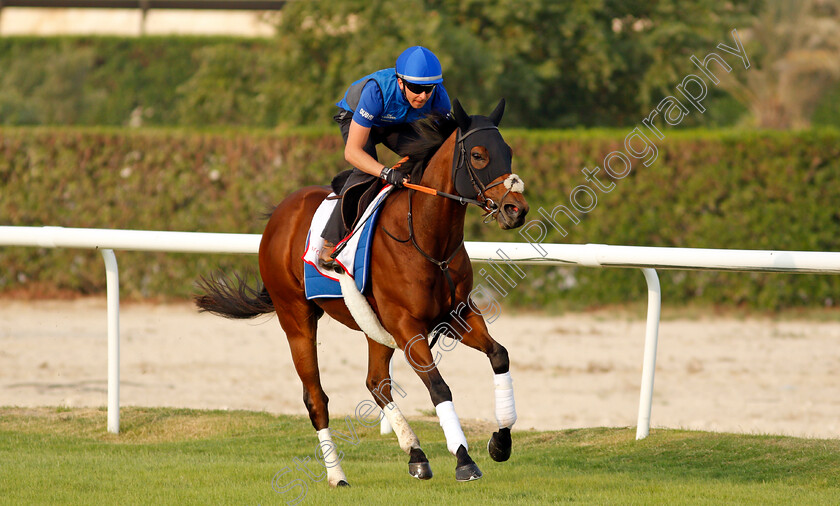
[399, 124, 510, 221]
[402, 181, 484, 208]
[380, 125, 509, 347]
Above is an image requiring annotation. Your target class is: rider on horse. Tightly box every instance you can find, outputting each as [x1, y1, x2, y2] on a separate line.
[319, 46, 452, 268]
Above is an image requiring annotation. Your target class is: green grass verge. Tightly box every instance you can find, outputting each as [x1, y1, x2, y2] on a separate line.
[1, 407, 839, 505]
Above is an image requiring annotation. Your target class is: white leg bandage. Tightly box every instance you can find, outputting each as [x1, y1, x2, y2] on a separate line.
[379, 408, 393, 435]
[383, 402, 421, 453]
[380, 359, 395, 435]
[494, 371, 517, 429]
[435, 400, 468, 455]
[317, 428, 347, 487]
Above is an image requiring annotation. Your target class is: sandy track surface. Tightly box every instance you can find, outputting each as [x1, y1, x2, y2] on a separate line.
[2, 299, 840, 439]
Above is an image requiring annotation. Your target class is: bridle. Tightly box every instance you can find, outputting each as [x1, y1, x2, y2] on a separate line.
[401, 124, 517, 220]
[381, 124, 522, 347]
[451, 124, 514, 223]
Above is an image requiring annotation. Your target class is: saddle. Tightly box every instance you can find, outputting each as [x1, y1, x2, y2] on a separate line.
[302, 185, 393, 299]
[331, 169, 386, 234]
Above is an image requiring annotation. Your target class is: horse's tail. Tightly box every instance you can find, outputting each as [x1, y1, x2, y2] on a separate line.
[194, 271, 275, 319]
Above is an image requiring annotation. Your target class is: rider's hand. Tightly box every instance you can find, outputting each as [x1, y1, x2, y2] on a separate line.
[379, 167, 409, 188]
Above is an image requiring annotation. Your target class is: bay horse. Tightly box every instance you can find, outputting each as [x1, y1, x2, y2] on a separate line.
[195, 98, 529, 486]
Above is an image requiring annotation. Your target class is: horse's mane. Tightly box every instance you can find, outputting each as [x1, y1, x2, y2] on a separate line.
[398, 112, 458, 183]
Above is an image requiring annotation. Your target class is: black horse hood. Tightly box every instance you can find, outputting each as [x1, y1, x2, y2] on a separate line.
[450, 99, 512, 199]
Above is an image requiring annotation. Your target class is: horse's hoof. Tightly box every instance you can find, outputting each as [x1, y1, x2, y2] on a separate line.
[336, 480, 350, 487]
[455, 462, 483, 482]
[408, 461, 433, 480]
[487, 427, 512, 462]
[454, 445, 482, 481]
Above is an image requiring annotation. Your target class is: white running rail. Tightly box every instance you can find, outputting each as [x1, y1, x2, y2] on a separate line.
[3, 226, 840, 438]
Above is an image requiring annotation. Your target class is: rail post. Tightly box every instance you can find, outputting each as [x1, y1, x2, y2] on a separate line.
[636, 268, 661, 439]
[100, 249, 120, 434]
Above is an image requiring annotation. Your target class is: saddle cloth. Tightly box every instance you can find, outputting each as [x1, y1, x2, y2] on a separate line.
[302, 185, 393, 299]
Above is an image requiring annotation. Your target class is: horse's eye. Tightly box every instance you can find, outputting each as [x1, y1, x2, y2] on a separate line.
[470, 146, 489, 169]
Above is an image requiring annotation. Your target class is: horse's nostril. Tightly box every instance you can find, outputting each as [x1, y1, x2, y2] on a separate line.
[504, 204, 520, 215]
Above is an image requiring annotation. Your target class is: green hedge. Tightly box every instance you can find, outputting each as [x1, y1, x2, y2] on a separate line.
[505, 128, 840, 310]
[2, 126, 840, 309]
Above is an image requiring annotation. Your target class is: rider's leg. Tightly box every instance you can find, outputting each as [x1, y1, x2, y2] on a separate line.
[319, 170, 375, 267]
[320, 111, 382, 268]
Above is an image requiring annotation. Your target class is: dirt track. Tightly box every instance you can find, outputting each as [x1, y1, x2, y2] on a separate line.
[2, 298, 840, 439]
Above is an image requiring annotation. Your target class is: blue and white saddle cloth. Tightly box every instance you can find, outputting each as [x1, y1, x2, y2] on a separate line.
[302, 186, 393, 299]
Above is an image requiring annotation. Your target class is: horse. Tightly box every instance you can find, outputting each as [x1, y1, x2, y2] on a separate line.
[195, 98, 529, 487]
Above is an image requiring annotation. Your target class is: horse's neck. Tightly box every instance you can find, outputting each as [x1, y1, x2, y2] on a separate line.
[413, 132, 467, 250]
[418, 132, 458, 195]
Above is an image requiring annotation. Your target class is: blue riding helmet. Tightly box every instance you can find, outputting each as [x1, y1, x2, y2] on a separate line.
[395, 46, 443, 85]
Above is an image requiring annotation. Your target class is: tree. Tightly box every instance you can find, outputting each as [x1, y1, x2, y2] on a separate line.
[261, 0, 498, 127]
[264, 0, 759, 128]
[717, 0, 840, 128]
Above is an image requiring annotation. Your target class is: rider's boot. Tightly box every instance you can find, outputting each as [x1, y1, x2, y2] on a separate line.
[318, 240, 339, 270]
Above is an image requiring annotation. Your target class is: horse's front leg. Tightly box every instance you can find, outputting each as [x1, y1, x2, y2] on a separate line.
[364, 338, 433, 480]
[447, 308, 516, 462]
[402, 330, 482, 482]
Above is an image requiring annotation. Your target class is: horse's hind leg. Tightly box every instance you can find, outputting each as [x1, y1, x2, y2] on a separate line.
[448, 307, 516, 462]
[365, 339, 433, 480]
[276, 299, 350, 487]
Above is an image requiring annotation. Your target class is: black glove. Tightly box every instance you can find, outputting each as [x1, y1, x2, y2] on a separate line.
[380, 167, 408, 188]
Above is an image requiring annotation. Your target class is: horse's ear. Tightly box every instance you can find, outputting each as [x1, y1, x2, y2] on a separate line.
[452, 98, 470, 130]
[489, 98, 505, 127]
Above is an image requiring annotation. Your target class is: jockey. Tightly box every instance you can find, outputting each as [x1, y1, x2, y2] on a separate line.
[319, 46, 452, 269]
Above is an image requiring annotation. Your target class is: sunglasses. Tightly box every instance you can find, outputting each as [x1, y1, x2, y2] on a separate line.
[402, 79, 436, 95]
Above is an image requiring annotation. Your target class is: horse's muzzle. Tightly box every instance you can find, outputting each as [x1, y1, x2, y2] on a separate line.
[498, 199, 528, 229]
[484, 174, 530, 230]
[489, 174, 529, 230]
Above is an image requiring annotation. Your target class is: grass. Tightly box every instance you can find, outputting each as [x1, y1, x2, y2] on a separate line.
[2, 407, 840, 505]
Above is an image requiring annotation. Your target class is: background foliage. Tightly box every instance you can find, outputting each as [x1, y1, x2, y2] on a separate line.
[3, 0, 840, 309]
[0, 37, 273, 128]
[715, 0, 840, 128]
[2, 126, 839, 309]
[8, 0, 840, 129]
[265, 0, 759, 128]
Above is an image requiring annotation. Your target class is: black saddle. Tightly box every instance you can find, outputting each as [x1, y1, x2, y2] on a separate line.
[330, 169, 385, 232]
